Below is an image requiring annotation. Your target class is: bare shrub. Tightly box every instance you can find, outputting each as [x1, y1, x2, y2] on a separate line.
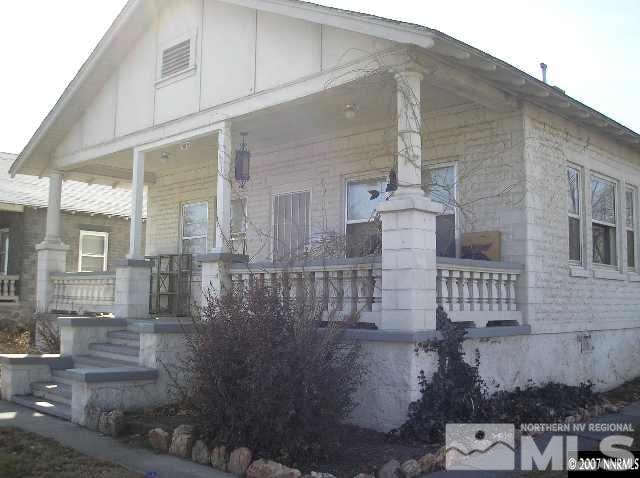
[36, 319, 61, 353]
[177, 278, 365, 462]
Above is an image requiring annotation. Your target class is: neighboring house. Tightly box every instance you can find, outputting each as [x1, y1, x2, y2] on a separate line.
[0, 152, 138, 322]
[2, 0, 640, 430]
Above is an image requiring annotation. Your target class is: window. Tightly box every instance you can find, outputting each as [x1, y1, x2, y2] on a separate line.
[273, 191, 310, 261]
[567, 167, 582, 262]
[78, 231, 109, 272]
[591, 176, 617, 266]
[0, 228, 9, 275]
[181, 202, 208, 255]
[231, 198, 247, 255]
[345, 178, 386, 257]
[626, 187, 636, 269]
[157, 32, 196, 83]
[425, 165, 457, 257]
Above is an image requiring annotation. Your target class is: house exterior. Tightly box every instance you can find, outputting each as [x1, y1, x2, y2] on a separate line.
[0, 152, 139, 323]
[1, 0, 640, 430]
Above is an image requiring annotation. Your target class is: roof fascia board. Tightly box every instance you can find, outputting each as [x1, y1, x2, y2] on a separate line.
[223, 0, 435, 48]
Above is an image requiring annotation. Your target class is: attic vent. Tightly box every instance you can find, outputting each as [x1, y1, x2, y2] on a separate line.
[161, 39, 191, 78]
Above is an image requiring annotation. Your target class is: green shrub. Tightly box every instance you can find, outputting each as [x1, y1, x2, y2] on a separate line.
[178, 278, 365, 462]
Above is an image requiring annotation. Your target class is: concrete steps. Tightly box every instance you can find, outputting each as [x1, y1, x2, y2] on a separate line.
[31, 380, 72, 406]
[12, 395, 72, 421]
[88, 343, 139, 363]
[71, 354, 137, 369]
[106, 330, 140, 347]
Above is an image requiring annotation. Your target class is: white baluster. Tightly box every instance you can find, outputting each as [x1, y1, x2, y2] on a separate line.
[450, 270, 461, 311]
[459, 270, 469, 312]
[343, 269, 356, 316]
[470, 271, 480, 311]
[371, 267, 382, 313]
[440, 269, 451, 311]
[508, 273, 518, 311]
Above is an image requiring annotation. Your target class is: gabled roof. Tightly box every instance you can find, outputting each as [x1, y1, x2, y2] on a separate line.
[10, 0, 640, 177]
[0, 152, 143, 218]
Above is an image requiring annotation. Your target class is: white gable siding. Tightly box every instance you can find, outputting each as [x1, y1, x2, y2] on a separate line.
[51, 0, 397, 162]
[255, 11, 321, 91]
[116, 27, 156, 137]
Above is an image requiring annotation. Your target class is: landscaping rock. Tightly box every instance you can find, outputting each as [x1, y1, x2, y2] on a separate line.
[399, 459, 420, 478]
[246, 459, 301, 478]
[169, 424, 195, 458]
[148, 428, 171, 453]
[192, 440, 210, 464]
[378, 460, 400, 478]
[418, 453, 436, 473]
[98, 410, 125, 437]
[228, 447, 253, 476]
[210, 445, 227, 470]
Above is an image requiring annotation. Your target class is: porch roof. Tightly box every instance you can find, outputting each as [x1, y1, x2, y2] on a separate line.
[10, 0, 640, 178]
[0, 152, 145, 219]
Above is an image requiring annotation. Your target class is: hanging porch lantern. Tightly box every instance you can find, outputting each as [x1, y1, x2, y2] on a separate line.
[235, 132, 251, 187]
[385, 166, 398, 192]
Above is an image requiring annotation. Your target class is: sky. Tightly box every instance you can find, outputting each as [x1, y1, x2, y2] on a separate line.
[0, 0, 638, 155]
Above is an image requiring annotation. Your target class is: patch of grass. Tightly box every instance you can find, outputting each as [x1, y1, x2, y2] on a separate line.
[0, 427, 142, 478]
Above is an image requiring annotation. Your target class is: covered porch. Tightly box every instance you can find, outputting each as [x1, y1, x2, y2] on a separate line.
[38, 56, 527, 332]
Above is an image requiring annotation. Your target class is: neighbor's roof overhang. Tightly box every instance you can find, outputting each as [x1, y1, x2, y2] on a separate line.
[11, 0, 640, 177]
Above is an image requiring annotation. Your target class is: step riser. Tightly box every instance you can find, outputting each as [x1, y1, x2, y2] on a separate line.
[88, 349, 140, 364]
[72, 356, 136, 369]
[50, 371, 75, 386]
[107, 337, 140, 347]
[12, 396, 71, 421]
[32, 389, 72, 406]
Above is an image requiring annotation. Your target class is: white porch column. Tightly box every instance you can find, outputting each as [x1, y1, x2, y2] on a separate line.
[128, 149, 145, 260]
[377, 69, 441, 331]
[35, 170, 69, 313]
[214, 123, 233, 252]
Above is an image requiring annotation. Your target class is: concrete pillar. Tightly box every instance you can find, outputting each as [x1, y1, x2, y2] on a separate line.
[376, 69, 441, 331]
[113, 259, 152, 319]
[199, 253, 248, 306]
[214, 123, 232, 252]
[128, 150, 145, 260]
[35, 170, 69, 313]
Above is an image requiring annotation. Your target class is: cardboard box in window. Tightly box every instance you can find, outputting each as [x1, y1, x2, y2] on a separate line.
[461, 231, 501, 261]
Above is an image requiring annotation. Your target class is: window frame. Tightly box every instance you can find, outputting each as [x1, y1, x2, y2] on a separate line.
[180, 201, 209, 256]
[0, 227, 9, 275]
[156, 30, 198, 87]
[567, 165, 584, 265]
[590, 173, 619, 268]
[626, 185, 638, 271]
[344, 176, 388, 228]
[425, 162, 459, 258]
[271, 189, 311, 261]
[78, 230, 109, 272]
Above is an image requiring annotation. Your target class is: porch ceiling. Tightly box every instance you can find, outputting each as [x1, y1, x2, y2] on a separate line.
[60, 75, 469, 186]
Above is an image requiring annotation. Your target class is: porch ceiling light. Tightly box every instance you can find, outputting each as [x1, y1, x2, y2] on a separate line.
[344, 103, 358, 120]
[235, 132, 251, 188]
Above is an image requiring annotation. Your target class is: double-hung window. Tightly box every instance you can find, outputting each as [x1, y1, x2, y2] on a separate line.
[181, 202, 208, 255]
[0, 228, 9, 275]
[567, 167, 582, 262]
[78, 231, 109, 272]
[626, 187, 636, 269]
[591, 175, 617, 266]
[345, 178, 386, 257]
[425, 165, 457, 258]
[273, 191, 310, 260]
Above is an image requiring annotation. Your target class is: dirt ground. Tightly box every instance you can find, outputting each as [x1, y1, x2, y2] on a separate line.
[0, 427, 142, 478]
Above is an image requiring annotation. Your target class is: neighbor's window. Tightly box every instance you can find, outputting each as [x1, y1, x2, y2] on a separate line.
[273, 191, 310, 261]
[567, 167, 582, 262]
[626, 187, 636, 269]
[345, 178, 386, 257]
[181, 202, 208, 255]
[426, 165, 457, 258]
[591, 176, 617, 266]
[231, 198, 247, 255]
[0, 228, 9, 275]
[78, 231, 109, 272]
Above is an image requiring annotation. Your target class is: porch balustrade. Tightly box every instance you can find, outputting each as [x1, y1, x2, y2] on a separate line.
[436, 258, 523, 326]
[229, 258, 382, 324]
[0, 275, 19, 302]
[49, 272, 116, 315]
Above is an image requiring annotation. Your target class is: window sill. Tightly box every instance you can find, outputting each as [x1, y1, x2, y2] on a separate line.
[569, 266, 590, 278]
[593, 268, 626, 281]
[155, 65, 196, 89]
